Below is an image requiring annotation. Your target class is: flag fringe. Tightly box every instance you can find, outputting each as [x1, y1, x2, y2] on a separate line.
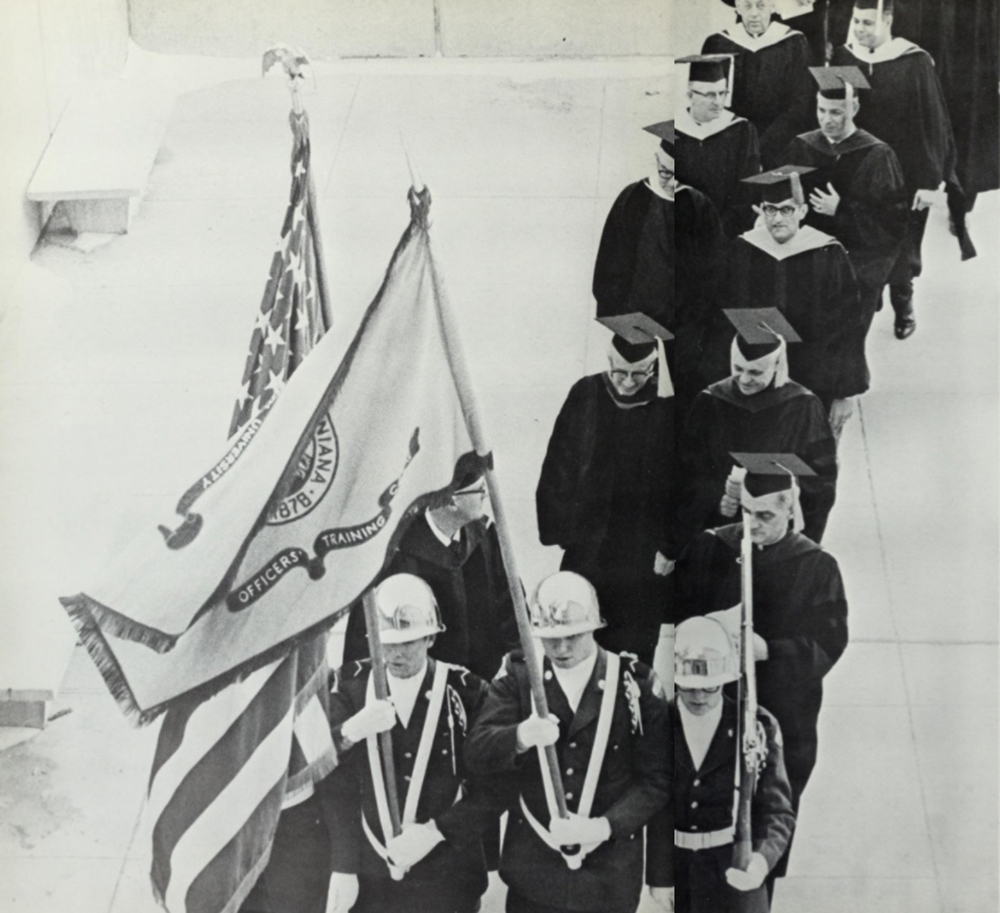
[62, 593, 180, 654]
[64, 600, 353, 727]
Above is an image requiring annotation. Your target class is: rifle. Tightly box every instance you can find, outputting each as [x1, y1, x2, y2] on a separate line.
[732, 507, 762, 872]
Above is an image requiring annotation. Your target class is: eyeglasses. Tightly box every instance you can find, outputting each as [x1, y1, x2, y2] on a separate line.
[676, 684, 722, 694]
[609, 366, 656, 382]
[761, 204, 799, 217]
[690, 89, 727, 102]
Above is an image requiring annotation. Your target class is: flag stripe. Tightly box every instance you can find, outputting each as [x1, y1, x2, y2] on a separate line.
[184, 776, 287, 913]
[148, 659, 284, 823]
[293, 694, 333, 768]
[165, 702, 295, 912]
[151, 656, 293, 894]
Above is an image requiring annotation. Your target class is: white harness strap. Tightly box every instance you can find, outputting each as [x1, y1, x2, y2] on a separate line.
[525, 652, 621, 869]
[362, 661, 449, 878]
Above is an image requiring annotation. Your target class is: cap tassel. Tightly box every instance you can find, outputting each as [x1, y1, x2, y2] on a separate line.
[656, 338, 674, 399]
[790, 171, 804, 206]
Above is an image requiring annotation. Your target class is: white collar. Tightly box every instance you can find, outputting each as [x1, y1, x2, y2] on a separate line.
[644, 176, 672, 201]
[676, 107, 744, 141]
[551, 649, 599, 713]
[721, 20, 798, 52]
[740, 223, 838, 260]
[843, 36, 921, 64]
[425, 509, 459, 547]
[387, 662, 428, 728]
[678, 699, 724, 768]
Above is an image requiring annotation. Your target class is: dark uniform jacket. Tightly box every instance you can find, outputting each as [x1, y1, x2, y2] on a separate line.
[673, 526, 847, 873]
[647, 696, 795, 913]
[465, 648, 671, 913]
[319, 658, 502, 912]
[343, 514, 518, 681]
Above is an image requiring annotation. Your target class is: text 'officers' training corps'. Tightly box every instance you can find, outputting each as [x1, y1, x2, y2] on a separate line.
[238, 2, 974, 912]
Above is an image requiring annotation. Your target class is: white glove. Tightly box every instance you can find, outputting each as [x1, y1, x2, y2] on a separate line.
[341, 699, 395, 743]
[548, 812, 612, 850]
[649, 885, 675, 911]
[516, 714, 560, 751]
[325, 872, 359, 913]
[725, 852, 769, 891]
[385, 821, 445, 870]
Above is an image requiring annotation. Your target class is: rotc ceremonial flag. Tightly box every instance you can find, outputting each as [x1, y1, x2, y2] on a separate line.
[61, 138, 480, 913]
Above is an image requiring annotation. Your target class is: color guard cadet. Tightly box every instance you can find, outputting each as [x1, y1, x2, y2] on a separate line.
[646, 616, 794, 913]
[465, 571, 671, 913]
[321, 574, 501, 913]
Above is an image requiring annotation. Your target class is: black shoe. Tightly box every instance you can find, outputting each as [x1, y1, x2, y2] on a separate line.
[894, 304, 916, 339]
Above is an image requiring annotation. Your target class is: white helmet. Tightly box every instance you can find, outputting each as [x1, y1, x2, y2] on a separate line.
[674, 616, 738, 688]
[372, 573, 445, 644]
[530, 571, 606, 638]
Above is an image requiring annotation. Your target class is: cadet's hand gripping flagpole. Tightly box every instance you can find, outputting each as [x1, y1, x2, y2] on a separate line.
[406, 155, 572, 828]
[733, 509, 760, 872]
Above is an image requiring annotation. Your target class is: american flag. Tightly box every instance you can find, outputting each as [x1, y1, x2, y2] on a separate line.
[148, 109, 337, 913]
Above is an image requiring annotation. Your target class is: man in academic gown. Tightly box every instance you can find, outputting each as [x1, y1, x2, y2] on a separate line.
[832, 0, 964, 339]
[710, 166, 866, 437]
[321, 574, 503, 913]
[593, 120, 671, 329]
[645, 616, 795, 913]
[784, 65, 908, 352]
[465, 571, 671, 913]
[343, 452, 518, 682]
[673, 309, 837, 555]
[706, 0, 815, 167]
[674, 54, 762, 237]
[671, 465, 848, 896]
[536, 333, 673, 667]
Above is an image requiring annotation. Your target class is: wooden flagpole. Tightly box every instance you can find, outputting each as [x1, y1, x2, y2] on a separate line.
[403, 151, 571, 822]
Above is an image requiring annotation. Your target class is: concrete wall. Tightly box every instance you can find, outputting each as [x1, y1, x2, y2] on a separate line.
[128, 0, 673, 58]
[0, 0, 130, 322]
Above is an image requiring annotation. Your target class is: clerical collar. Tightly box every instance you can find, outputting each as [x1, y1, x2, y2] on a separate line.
[739, 223, 838, 261]
[676, 107, 744, 142]
[678, 698, 724, 769]
[644, 176, 672, 201]
[387, 662, 428, 728]
[551, 649, 599, 714]
[721, 20, 798, 52]
[843, 36, 920, 65]
[425, 509, 459, 547]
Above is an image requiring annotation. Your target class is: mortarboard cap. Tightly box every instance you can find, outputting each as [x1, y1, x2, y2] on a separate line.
[644, 120, 674, 154]
[742, 165, 816, 205]
[599, 311, 673, 346]
[731, 452, 816, 498]
[809, 66, 870, 100]
[724, 307, 801, 360]
[676, 54, 733, 86]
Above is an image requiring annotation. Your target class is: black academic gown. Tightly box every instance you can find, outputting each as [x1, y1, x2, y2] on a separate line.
[536, 375, 673, 663]
[342, 514, 518, 682]
[673, 186, 726, 418]
[675, 112, 761, 238]
[673, 377, 837, 553]
[703, 21, 814, 167]
[673, 525, 848, 877]
[785, 129, 908, 301]
[593, 179, 669, 327]
[709, 227, 866, 403]
[646, 696, 795, 913]
[832, 40, 967, 275]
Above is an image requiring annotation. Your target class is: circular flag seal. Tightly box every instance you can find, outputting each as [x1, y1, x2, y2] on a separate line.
[267, 412, 339, 526]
